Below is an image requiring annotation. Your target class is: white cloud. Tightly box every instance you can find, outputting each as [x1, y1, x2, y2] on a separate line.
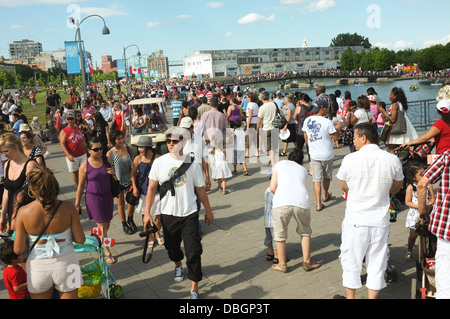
[306, 0, 336, 12]
[225, 32, 232, 37]
[9, 25, 28, 30]
[80, 4, 129, 18]
[393, 40, 414, 49]
[0, 0, 85, 7]
[206, 2, 224, 8]
[279, 0, 309, 3]
[424, 34, 450, 47]
[238, 13, 275, 25]
[177, 14, 192, 19]
[147, 21, 161, 28]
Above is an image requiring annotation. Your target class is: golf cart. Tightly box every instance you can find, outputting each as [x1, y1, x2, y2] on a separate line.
[129, 97, 169, 155]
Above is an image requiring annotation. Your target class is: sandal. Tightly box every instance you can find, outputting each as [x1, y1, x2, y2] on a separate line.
[272, 263, 288, 273]
[303, 261, 320, 272]
[243, 171, 249, 176]
[223, 190, 229, 195]
[105, 254, 116, 264]
[148, 241, 154, 248]
[157, 237, 165, 245]
[266, 254, 274, 261]
[279, 152, 287, 157]
[404, 251, 412, 261]
[232, 170, 237, 175]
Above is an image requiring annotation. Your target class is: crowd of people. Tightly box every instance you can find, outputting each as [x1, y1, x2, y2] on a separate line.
[0, 76, 450, 300]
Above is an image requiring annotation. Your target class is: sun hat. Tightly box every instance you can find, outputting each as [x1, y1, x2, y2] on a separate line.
[135, 135, 153, 148]
[279, 129, 290, 140]
[18, 123, 31, 132]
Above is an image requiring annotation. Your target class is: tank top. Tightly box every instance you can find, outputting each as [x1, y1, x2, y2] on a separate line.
[229, 105, 241, 122]
[110, 148, 132, 188]
[62, 125, 85, 157]
[4, 159, 34, 221]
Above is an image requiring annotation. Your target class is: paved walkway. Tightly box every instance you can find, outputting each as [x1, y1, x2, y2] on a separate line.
[0, 137, 421, 300]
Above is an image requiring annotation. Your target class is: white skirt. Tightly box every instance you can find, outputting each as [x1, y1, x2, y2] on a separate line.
[388, 114, 418, 145]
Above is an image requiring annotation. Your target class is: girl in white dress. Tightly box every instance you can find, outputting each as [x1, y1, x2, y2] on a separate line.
[212, 139, 232, 194]
[404, 163, 435, 261]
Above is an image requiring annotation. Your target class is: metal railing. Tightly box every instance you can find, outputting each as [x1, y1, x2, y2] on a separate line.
[408, 99, 439, 132]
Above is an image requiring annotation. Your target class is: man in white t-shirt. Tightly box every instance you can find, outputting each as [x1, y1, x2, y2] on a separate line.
[270, 148, 320, 273]
[143, 126, 214, 299]
[336, 122, 403, 299]
[302, 99, 339, 211]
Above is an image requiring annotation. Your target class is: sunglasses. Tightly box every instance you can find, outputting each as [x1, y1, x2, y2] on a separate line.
[166, 138, 181, 144]
[90, 147, 103, 152]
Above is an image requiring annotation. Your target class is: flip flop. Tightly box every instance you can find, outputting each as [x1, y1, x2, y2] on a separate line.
[323, 192, 332, 202]
[316, 204, 325, 212]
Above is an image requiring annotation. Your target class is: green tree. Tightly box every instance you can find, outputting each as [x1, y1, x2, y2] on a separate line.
[340, 49, 356, 72]
[330, 33, 372, 49]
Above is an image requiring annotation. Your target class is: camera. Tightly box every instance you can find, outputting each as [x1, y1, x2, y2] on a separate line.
[139, 223, 158, 237]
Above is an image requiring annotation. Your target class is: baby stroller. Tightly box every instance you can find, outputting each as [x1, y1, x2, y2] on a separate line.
[390, 142, 435, 211]
[411, 217, 437, 299]
[74, 234, 123, 299]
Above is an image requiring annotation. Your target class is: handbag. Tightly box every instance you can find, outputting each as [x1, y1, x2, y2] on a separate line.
[24, 201, 63, 260]
[272, 103, 287, 129]
[379, 123, 392, 142]
[102, 155, 121, 198]
[126, 152, 156, 206]
[390, 108, 407, 135]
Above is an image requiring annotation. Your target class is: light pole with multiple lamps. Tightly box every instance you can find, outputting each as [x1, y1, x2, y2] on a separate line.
[69, 14, 110, 102]
[123, 44, 141, 94]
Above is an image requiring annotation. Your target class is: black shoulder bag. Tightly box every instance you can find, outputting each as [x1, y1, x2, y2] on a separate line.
[159, 152, 195, 199]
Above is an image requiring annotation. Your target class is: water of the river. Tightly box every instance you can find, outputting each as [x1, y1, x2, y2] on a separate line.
[250, 78, 443, 129]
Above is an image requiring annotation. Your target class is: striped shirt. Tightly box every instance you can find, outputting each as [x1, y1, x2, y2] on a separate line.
[171, 101, 182, 119]
[423, 150, 450, 241]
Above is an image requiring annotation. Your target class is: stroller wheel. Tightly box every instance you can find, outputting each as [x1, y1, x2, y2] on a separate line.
[109, 284, 123, 298]
[385, 265, 398, 283]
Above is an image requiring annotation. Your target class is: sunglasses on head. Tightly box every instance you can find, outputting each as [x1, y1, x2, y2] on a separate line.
[90, 147, 103, 152]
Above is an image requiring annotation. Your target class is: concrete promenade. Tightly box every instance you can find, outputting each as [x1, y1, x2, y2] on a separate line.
[0, 136, 420, 300]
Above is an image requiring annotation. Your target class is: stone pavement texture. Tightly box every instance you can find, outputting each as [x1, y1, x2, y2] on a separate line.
[0, 136, 421, 300]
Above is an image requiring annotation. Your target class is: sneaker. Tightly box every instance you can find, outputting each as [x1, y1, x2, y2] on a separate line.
[173, 266, 184, 283]
[190, 291, 200, 299]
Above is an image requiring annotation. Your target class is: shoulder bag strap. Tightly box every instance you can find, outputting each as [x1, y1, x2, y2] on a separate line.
[28, 200, 63, 253]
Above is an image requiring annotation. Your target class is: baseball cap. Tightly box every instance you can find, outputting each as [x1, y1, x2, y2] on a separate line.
[310, 99, 329, 114]
[436, 99, 450, 113]
[66, 111, 75, 118]
[179, 117, 193, 129]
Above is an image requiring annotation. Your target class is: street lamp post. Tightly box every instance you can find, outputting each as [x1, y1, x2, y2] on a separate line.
[70, 14, 110, 102]
[123, 45, 141, 95]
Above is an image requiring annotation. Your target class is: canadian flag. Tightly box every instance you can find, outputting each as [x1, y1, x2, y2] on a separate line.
[91, 227, 102, 237]
[102, 238, 116, 247]
[129, 66, 141, 75]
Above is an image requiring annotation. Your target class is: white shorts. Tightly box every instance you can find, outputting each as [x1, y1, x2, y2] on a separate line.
[436, 238, 450, 299]
[339, 222, 389, 291]
[26, 251, 82, 294]
[66, 154, 87, 173]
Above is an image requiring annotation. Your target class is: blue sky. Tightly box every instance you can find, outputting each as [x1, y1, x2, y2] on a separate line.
[1, 0, 449, 70]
